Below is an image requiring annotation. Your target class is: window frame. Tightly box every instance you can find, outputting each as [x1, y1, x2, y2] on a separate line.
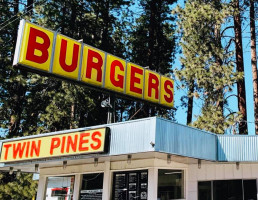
[157, 169, 186, 200]
[44, 175, 76, 200]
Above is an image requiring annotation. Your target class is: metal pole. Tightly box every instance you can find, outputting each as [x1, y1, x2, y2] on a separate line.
[112, 95, 115, 123]
[107, 96, 112, 124]
[101, 95, 115, 124]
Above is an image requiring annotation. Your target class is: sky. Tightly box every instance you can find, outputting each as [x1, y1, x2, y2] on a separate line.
[173, 1, 257, 135]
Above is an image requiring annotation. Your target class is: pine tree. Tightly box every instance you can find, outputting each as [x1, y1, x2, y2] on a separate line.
[124, 0, 177, 120]
[174, 0, 242, 134]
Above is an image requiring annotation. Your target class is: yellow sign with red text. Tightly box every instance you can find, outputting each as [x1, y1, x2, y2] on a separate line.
[13, 20, 174, 108]
[0, 128, 109, 162]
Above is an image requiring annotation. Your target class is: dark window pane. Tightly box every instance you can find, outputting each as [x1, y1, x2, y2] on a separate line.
[158, 169, 184, 200]
[213, 180, 242, 200]
[243, 180, 257, 200]
[80, 173, 104, 200]
[198, 181, 211, 200]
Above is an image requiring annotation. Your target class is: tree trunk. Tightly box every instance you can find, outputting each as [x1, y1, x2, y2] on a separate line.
[148, 0, 156, 70]
[101, 0, 110, 52]
[70, 104, 75, 129]
[61, 2, 67, 34]
[79, 111, 85, 127]
[250, 0, 258, 134]
[234, 0, 248, 134]
[11, 0, 19, 56]
[187, 83, 194, 125]
[70, 1, 77, 37]
[27, 0, 33, 16]
[214, 11, 224, 111]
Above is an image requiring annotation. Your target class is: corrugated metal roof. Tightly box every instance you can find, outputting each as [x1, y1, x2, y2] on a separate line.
[2, 117, 258, 163]
[108, 117, 156, 155]
[218, 135, 258, 161]
[155, 118, 217, 161]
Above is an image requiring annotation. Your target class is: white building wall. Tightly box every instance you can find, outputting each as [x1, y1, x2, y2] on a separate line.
[187, 163, 258, 200]
[37, 159, 258, 200]
[37, 158, 189, 200]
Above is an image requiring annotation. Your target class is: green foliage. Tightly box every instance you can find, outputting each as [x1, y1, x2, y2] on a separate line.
[0, 173, 37, 200]
[121, 0, 177, 120]
[174, 0, 242, 134]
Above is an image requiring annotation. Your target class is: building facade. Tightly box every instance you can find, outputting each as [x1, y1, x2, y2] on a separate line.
[0, 117, 257, 200]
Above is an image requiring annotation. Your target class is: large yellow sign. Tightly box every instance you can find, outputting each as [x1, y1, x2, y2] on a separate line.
[0, 128, 109, 162]
[13, 20, 174, 108]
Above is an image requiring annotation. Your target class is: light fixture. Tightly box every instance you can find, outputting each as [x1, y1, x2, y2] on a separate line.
[9, 167, 14, 175]
[236, 162, 240, 170]
[16, 169, 21, 177]
[127, 155, 132, 164]
[35, 164, 39, 172]
[198, 159, 201, 169]
[94, 158, 98, 167]
[150, 141, 155, 147]
[63, 160, 67, 169]
[167, 154, 172, 164]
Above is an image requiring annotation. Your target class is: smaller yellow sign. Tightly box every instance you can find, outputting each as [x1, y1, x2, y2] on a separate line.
[0, 128, 109, 162]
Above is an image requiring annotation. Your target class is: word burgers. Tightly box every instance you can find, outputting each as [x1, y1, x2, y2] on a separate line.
[13, 20, 174, 107]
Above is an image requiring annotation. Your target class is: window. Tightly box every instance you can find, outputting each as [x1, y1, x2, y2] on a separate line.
[80, 173, 104, 200]
[112, 170, 148, 200]
[243, 180, 257, 200]
[198, 180, 257, 200]
[45, 176, 74, 200]
[198, 181, 211, 200]
[213, 180, 242, 200]
[158, 169, 184, 200]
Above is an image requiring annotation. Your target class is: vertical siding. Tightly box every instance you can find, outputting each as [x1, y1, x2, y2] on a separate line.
[155, 118, 217, 160]
[218, 135, 258, 161]
[108, 117, 156, 155]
